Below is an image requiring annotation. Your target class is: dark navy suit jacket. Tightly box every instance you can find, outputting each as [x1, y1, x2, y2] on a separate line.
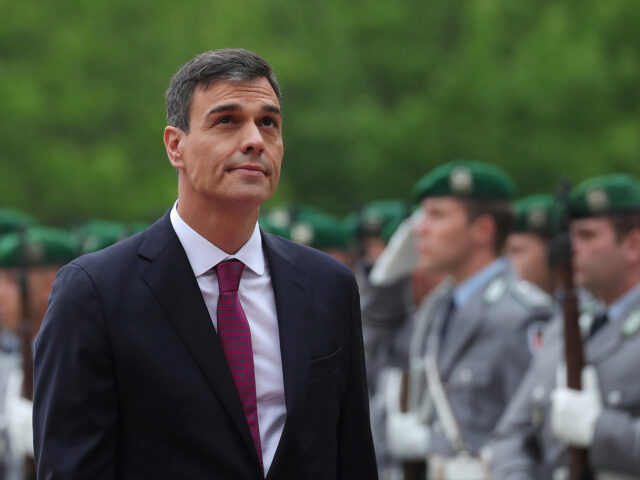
[33, 211, 377, 479]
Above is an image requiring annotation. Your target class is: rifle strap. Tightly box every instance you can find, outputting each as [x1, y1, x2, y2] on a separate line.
[424, 355, 466, 453]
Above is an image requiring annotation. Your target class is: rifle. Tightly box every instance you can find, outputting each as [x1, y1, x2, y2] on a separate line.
[17, 268, 33, 401]
[549, 182, 592, 480]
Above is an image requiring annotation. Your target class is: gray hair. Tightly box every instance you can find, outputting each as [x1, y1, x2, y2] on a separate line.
[165, 48, 281, 133]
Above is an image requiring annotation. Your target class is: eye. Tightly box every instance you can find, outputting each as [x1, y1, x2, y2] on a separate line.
[261, 117, 278, 128]
[215, 116, 232, 125]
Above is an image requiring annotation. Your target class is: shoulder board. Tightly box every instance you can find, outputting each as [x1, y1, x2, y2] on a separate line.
[622, 311, 640, 337]
[510, 280, 552, 310]
[484, 277, 508, 305]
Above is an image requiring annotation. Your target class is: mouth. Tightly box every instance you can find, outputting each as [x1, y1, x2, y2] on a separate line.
[228, 164, 267, 177]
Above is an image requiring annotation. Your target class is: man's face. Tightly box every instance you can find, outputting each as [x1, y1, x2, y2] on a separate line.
[0, 269, 21, 334]
[414, 197, 474, 275]
[167, 78, 283, 211]
[505, 233, 551, 291]
[570, 217, 624, 298]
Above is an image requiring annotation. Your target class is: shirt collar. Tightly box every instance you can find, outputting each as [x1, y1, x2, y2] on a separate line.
[607, 282, 640, 322]
[169, 201, 265, 277]
[452, 257, 509, 309]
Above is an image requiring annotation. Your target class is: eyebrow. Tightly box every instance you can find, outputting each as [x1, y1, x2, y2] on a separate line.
[205, 103, 282, 117]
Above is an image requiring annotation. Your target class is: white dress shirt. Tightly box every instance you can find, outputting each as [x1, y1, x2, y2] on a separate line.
[170, 203, 286, 475]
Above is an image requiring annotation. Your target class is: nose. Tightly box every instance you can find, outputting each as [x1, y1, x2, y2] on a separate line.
[240, 123, 265, 155]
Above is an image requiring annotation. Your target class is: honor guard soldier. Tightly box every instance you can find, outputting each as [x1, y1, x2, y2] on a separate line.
[490, 174, 640, 479]
[347, 200, 413, 391]
[346, 201, 416, 478]
[0, 208, 37, 480]
[0, 208, 37, 353]
[0, 226, 80, 480]
[506, 194, 559, 296]
[386, 160, 555, 479]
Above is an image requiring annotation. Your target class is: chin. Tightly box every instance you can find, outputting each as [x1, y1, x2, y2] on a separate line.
[227, 190, 272, 209]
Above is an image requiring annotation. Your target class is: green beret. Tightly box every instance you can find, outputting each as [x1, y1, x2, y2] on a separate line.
[413, 160, 516, 203]
[74, 219, 130, 254]
[264, 205, 322, 230]
[346, 200, 409, 242]
[0, 226, 81, 268]
[569, 174, 640, 219]
[0, 208, 37, 235]
[290, 210, 352, 250]
[513, 194, 558, 236]
[258, 213, 291, 239]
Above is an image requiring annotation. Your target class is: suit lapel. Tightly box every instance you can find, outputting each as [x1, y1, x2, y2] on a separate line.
[138, 212, 260, 468]
[261, 233, 313, 480]
[438, 291, 487, 380]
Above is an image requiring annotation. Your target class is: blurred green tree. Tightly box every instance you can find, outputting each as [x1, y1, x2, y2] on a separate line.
[1, 0, 639, 224]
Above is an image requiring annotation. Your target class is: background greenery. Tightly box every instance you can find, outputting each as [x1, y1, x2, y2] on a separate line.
[2, 0, 639, 225]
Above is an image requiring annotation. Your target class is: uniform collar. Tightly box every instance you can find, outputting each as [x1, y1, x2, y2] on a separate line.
[607, 282, 640, 322]
[169, 201, 265, 277]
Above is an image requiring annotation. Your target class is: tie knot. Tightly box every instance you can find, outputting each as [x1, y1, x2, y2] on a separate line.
[215, 260, 245, 293]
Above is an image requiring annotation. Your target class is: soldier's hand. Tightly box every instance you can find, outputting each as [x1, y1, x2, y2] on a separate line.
[550, 365, 601, 447]
[386, 411, 430, 461]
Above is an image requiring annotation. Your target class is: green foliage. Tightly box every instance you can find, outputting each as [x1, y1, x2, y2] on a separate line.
[1, 0, 639, 224]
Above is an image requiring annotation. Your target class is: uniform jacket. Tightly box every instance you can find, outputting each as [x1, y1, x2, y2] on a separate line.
[491, 285, 640, 479]
[421, 261, 554, 456]
[33, 211, 378, 480]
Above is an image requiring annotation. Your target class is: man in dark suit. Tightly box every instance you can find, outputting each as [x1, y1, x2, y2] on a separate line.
[33, 49, 378, 480]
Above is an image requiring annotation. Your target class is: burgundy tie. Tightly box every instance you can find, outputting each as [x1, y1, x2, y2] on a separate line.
[215, 260, 263, 471]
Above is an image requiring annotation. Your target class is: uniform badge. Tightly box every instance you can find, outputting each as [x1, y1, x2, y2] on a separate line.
[449, 167, 473, 195]
[585, 188, 609, 214]
[25, 241, 44, 264]
[362, 213, 383, 232]
[528, 207, 547, 230]
[527, 321, 546, 353]
[290, 223, 314, 246]
[622, 311, 640, 337]
[268, 209, 291, 228]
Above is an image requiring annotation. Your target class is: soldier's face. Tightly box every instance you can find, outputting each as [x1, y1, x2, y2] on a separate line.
[164, 78, 283, 214]
[415, 197, 475, 276]
[0, 269, 21, 334]
[506, 233, 552, 293]
[570, 218, 625, 302]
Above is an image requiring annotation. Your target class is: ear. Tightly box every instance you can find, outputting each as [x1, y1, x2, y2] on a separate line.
[164, 126, 186, 170]
[471, 214, 496, 250]
[622, 227, 640, 264]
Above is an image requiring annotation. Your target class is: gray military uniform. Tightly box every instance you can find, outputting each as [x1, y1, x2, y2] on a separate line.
[491, 283, 640, 479]
[420, 258, 554, 457]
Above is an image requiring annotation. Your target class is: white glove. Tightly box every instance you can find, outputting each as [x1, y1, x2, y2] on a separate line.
[6, 368, 34, 457]
[369, 210, 423, 286]
[386, 411, 430, 461]
[7, 396, 34, 457]
[550, 365, 601, 447]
